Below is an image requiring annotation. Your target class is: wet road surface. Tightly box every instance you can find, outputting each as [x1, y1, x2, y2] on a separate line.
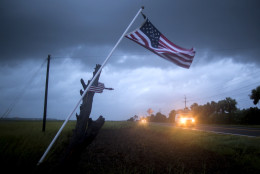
[152, 123, 260, 137]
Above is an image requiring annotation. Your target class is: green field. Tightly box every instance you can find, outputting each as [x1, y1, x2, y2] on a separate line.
[0, 121, 260, 174]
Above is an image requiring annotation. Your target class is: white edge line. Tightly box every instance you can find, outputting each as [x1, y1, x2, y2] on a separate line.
[182, 127, 257, 138]
[149, 123, 257, 138]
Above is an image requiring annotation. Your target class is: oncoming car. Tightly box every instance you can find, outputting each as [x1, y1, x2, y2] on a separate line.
[175, 113, 196, 126]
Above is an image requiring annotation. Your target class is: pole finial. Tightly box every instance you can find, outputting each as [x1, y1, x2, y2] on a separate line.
[141, 6, 144, 10]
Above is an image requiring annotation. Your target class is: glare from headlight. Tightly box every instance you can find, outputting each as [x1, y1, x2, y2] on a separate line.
[141, 119, 147, 123]
[180, 118, 186, 124]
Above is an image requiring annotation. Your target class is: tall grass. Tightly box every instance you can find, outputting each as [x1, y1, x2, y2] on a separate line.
[0, 121, 259, 173]
[0, 120, 75, 173]
[147, 123, 260, 172]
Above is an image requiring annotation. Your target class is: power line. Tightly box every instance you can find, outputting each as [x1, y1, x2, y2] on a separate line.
[1, 58, 47, 119]
[188, 79, 260, 102]
[188, 69, 260, 101]
[173, 77, 260, 109]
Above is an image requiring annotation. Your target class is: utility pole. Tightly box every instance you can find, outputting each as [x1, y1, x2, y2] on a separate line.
[184, 95, 188, 111]
[184, 96, 187, 108]
[42, 55, 51, 132]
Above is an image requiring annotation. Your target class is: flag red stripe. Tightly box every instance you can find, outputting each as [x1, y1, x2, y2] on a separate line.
[160, 34, 192, 52]
[158, 39, 184, 56]
[88, 82, 105, 93]
[129, 34, 138, 42]
[138, 30, 194, 64]
[159, 40, 194, 60]
[89, 87, 104, 89]
[142, 45, 191, 68]
[158, 53, 190, 68]
[158, 42, 194, 62]
[161, 53, 192, 67]
[159, 37, 195, 57]
[135, 31, 150, 47]
[125, 22, 195, 69]
[125, 33, 192, 68]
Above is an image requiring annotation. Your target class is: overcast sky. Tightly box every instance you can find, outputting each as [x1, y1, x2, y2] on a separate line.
[1, 0, 260, 120]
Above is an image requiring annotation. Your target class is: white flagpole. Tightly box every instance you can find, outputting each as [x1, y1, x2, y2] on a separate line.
[37, 6, 144, 165]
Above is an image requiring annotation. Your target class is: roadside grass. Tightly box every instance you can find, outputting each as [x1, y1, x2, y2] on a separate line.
[199, 123, 260, 128]
[0, 120, 75, 172]
[147, 123, 260, 172]
[0, 120, 259, 173]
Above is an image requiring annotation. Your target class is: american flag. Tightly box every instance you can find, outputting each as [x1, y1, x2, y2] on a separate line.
[88, 82, 114, 93]
[89, 82, 105, 93]
[125, 18, 195, 69]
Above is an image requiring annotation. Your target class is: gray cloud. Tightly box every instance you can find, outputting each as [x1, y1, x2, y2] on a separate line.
[1, 0, 259, 66]
[1, 55, 259, 120]
[1, 0, 260, 120]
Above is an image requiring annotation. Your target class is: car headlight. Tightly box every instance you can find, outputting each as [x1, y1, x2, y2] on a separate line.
[180, 118, 186, 124]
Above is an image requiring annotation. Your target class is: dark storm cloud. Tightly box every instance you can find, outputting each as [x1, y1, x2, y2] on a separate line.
[130, 0, 260, 65]
[0, 0, 139, 62]
[1, 0, 260, 66]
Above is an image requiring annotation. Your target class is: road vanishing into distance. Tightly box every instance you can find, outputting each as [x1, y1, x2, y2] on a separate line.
[152, 123, 260, 137]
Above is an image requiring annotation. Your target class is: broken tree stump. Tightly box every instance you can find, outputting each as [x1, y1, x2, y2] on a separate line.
[61, 64, 105, 165]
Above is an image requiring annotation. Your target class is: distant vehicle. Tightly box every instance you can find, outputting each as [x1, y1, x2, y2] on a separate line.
[175, 113, 196, 126]
[140, 118, 147, 124]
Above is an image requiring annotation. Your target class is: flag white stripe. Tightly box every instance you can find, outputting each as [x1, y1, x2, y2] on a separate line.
[155, 48, 193, 62]
[129, 30, 194, 62]
[159, 53, 191, 67]
[160, 37, 195, 56]
[158, 40, 194, 60]
[125, 19, 195, 69]
[161, 53, 192, 66]
[132, 32, 146, 45]
[88, 82, 105, 93]
[130, 30, 193, 66]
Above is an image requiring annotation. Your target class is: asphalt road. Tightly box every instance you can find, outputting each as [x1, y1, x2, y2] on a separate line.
[152, 123, 260, 137]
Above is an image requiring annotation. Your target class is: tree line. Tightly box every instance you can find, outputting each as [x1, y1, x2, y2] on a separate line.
[127, 111, 174, 123]
[190, 97, 260, 124]
[127, 86, 260, 125]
